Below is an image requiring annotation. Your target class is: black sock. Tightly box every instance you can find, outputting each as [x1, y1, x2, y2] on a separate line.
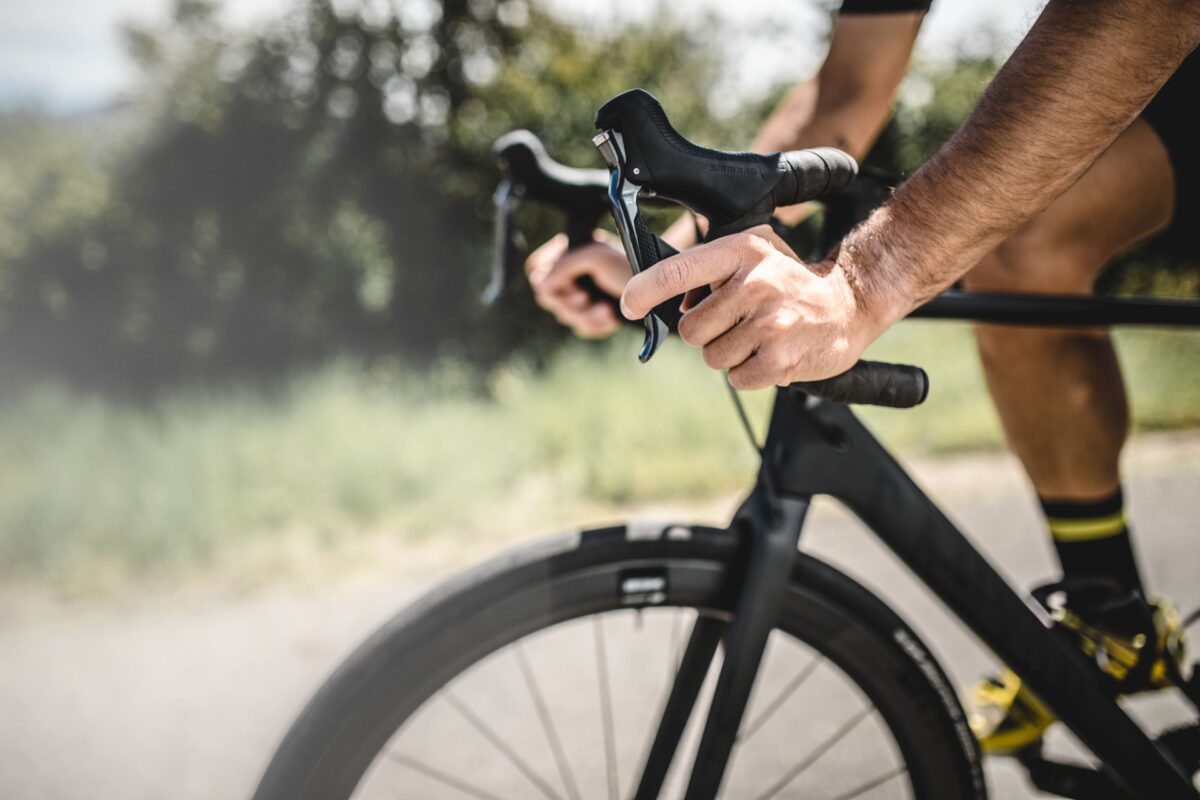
[1041, 488, 1144, 597]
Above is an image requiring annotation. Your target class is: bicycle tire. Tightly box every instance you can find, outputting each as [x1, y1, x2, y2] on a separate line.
[254, 523, 987, 799]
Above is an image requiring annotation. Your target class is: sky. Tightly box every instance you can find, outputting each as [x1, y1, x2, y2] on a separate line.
[0, 0, 1048, 113]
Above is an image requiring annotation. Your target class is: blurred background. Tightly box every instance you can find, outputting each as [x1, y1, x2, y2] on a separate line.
[0, 1, 1197, 798]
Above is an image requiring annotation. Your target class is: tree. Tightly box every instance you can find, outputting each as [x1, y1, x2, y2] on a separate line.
[0, 0, 745, 389]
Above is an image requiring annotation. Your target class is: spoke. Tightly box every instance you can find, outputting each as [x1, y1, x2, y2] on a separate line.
[824, 765, 908, 800]
[738, 655, 824, 743]
[752, 705, 876, 800]
[594, 616, 620, 800]
[387, 752, 512, 800]
[515, 643, 582, 800]
[443, 690, 563, 800]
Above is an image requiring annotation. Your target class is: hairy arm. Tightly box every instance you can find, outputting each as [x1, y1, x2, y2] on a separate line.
[849, 0, 1200, 331]
[662, 12, 922, 246]
[622, 0, 1200, 389]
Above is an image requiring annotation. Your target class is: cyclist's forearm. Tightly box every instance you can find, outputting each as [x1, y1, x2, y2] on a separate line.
[752, 79, 891, 160]
[844, 0, 1200, 330]
[759, 11, 922, 158]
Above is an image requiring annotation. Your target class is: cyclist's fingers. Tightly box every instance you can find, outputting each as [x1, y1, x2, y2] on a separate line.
[549, 306, 587, 330]
[545, 283, 590, 311]
[589, 255, 632, 298]
[525, 233, 569, 280]
[537, 242, 609, 291]
[535, 241, 628, 312]
[676, 278, 752, 347]
[555, 303, 618, 338]
[530, 279, 582, 316]
[622, 237, 744, 320]
[578, 304, 620, 338]
[700, 315, 760, 371]
[727, 345, 790, 391]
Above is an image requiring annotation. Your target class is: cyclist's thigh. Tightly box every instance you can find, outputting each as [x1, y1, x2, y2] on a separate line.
[966, 118, 1175, 292]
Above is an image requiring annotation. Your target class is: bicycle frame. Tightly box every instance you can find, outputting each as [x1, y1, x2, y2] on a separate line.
[633, 295, 1200, 800]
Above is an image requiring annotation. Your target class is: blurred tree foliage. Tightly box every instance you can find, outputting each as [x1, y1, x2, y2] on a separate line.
[3, 2, 1190, 391]
[874, 54, 1000, 176]
[0, 0, 748, 389]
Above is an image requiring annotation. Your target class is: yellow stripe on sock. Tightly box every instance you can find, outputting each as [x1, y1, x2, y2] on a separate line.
[1047, 511, 1126, 541]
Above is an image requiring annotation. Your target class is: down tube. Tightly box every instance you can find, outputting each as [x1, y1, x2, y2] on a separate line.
[764, 390, 1196, 798]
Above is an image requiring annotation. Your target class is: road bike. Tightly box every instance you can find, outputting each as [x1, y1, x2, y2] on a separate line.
[255, 89, 1200, 799]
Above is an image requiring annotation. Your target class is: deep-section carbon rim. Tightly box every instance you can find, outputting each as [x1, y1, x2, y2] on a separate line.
[254, 525, 984, 800]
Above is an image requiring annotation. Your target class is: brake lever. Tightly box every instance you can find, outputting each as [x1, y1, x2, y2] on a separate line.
[594, 128, 673, 362]
[481, 177, 526, 305]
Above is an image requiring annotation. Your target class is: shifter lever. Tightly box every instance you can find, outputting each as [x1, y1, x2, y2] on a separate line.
[594, 128, 675, 362]
[482, 174, 523, 306]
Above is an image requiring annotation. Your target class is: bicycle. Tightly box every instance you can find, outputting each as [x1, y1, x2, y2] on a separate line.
[254, 89, 1200, 799]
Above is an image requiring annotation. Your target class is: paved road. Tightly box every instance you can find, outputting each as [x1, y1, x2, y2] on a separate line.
[0, 434, 1197, 799]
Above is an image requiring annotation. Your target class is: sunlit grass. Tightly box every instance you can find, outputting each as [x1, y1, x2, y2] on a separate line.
[1, 320, 1197, 588]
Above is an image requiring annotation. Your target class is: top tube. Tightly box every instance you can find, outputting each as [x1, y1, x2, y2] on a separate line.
[912, 290, 1200, 327]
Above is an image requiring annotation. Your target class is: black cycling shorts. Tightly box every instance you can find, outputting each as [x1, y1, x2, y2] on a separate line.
[1141, 47, 1200, 258]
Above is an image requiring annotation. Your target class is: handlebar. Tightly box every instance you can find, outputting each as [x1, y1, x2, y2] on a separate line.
[594, 89, 857, 234]
[593, 88, 928, 408]
[790, 361, 929, 409]
[482, 130, 616, 306]
[493, 130, 610, 246]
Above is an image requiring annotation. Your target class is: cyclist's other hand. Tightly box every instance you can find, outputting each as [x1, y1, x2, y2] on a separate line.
[621, 224, 885, 391]
[526, 230, 631, 339]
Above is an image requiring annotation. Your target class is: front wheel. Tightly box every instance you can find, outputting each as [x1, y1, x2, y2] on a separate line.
[255, 523, 986, 799]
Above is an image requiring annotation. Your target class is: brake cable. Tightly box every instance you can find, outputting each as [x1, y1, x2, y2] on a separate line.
[724, 378, 763, 455]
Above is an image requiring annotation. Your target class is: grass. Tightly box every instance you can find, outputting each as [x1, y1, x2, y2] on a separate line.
[2, 320, 1198, 591]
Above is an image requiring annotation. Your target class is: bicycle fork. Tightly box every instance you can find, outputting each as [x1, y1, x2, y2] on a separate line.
[633, 463, 811, 800]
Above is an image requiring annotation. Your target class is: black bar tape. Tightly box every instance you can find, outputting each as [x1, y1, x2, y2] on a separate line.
[594, 89, 859, 229]
[789, 360, 929, 408]
[772, 148, 859, 207]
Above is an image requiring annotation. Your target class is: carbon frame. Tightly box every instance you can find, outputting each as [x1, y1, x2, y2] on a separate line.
[633, 292, 1200, 800]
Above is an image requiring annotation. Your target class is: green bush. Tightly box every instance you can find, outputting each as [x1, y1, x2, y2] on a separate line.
[3, 321, 1196, 589]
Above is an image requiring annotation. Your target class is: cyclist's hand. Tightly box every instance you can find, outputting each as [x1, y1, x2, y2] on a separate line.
[526, 230, 631, 339]
[621, 224, 884, 390]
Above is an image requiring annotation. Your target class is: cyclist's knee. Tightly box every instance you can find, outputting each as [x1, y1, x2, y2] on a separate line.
[968, 224, 1110, 359]
[964, 225, 1097, 295]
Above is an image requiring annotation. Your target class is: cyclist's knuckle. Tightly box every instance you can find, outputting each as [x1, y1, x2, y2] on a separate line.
[726, 265, 749, 290]
[762, 347, 790, 373]
[741, 366, 768, 390]
[783, 350, 804, 378]
[743, 230, 773, 257]
[747, 310, 772, 333]
[745, 276, 769, 300]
